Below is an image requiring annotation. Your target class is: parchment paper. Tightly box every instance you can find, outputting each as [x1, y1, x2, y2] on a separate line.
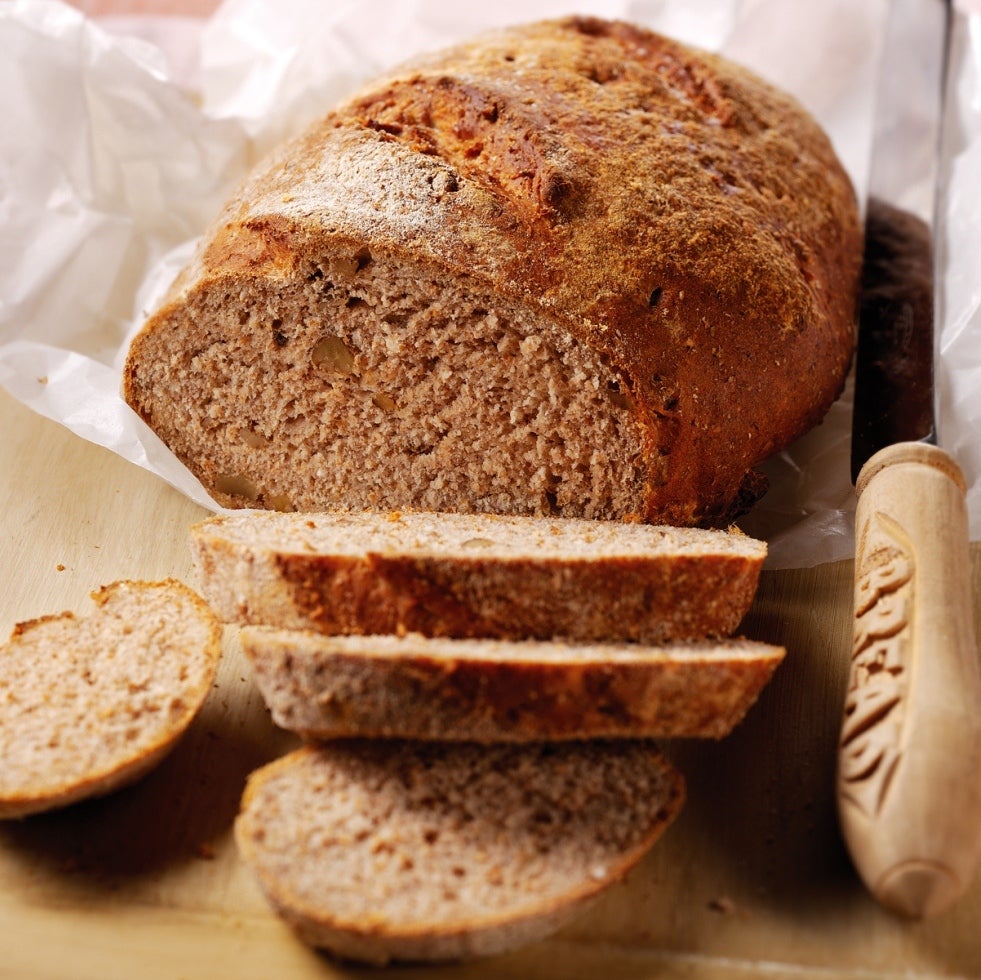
[1, 0, 977, 567]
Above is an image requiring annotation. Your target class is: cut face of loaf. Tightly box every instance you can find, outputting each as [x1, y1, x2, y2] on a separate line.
[129, 261, 651, 520]
[240, 629, 785, 741]
[235, 740, 684, 964]
[122, 16, 861, 526]
[189, 510, 767, 643]
[0, 580, 221, 819]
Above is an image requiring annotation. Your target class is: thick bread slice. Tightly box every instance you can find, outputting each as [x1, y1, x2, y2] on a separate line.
[123, 16, 861, 527]
[235, 740, 684, 964]
[240, 629, 785, 741]
[0, 580, 221, 819]
[190, 510, 766, 643]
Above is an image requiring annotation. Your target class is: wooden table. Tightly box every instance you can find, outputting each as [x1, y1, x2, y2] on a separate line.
[2, 386, 979, 979]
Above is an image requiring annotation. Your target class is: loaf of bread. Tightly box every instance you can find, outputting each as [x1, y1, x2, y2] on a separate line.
[0, 580, 221, 819]
[235, 739, 684, 964]
[123, 15, 861, 527]
[189, 509, 766, 642]
[239, 628, 784, 741]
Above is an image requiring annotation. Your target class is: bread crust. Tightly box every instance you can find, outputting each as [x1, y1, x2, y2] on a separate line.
[240, 629, 784, 741]
[0, 580, 222, 819]
[189, 511, 766, 643]
[235, 741, 685, 964]
[123, 16, 861, 526]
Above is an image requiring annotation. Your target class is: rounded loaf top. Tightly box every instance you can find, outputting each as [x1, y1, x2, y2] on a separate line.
[126, 16, 862, 526]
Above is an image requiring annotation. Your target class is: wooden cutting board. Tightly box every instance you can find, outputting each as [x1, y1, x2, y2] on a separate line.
[2, 386, 980, 979]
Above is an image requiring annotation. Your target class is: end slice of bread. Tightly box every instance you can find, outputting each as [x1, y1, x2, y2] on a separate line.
[240, 629, 785, 741]
[190, 509, 766, 642]
[0, 579, 221, 819]
[235, 739, 684, 964]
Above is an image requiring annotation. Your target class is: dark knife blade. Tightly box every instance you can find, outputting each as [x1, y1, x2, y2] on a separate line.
[849, 0, 950, 482]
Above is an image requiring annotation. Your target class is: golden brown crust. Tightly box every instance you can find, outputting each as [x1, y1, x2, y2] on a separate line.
[235, 741, 685, 963]
[189, 514, 766, 644]
[0, 579, 222, 820]
[240, 629, 785, 741]
[125, 16, 860, 525]
[272, 550, 761, 641]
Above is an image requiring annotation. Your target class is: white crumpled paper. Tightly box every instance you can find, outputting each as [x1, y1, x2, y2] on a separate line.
[1, 0, 977, 566]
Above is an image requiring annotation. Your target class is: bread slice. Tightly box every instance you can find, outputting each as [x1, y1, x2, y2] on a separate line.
[0, 580, 221, 819]
[240, 628, 784, 741]
[235, 739, 684, 964]
[190, 510, 766, 643]
[122, 17, 861, 527]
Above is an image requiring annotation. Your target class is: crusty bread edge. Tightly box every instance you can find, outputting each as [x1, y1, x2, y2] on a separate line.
[234, 744, 685, 964]
[189, 516, 766, 643]
[239, 628, 785, 741]
[0, 579, 222, 820]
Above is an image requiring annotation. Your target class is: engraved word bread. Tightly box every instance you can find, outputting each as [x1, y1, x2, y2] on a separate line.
[123, 16, 862, 527]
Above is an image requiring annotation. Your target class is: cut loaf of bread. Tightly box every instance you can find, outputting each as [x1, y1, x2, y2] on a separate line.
[240, 628, 784, 741]
[123, 16, 861, 527]
[190, 509, 766, 643]
[235, 739, 684, 964]
[0, 580, 221, 819]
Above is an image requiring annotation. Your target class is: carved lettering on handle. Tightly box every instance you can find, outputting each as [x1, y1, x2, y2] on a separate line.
[841, 512, 913, 818]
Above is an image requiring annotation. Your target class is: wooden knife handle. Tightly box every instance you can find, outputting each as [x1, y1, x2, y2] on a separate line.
[838, 441, 981, 917]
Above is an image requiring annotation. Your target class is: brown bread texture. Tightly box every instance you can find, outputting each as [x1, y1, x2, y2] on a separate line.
[189, 509, 767, 643]
[234, 740, 684, 964]
[0, 580, 221, 819]
[239, 628, 785, 741]
[122, 15, 861, 527]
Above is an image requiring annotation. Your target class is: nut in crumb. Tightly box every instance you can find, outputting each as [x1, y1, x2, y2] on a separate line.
[312, 336, 356, 375]
[241, 428, 272, 449]
[331, 255, 359, 279]
[267, 493, 294, 512]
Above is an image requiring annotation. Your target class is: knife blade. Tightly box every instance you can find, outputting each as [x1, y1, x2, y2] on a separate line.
[837, 0, 981, 919]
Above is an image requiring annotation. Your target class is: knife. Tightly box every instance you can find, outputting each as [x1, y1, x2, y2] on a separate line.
[838, 0, 981, 918]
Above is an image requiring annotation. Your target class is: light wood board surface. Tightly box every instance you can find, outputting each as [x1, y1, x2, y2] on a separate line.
[11, 2, 981, 976]
[2, 386, 980, 979]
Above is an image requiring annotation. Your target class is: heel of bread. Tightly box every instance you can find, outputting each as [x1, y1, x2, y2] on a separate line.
[0, 579, 221, 819]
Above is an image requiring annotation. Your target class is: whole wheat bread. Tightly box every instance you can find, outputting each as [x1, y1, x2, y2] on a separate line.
[190, 510, 766, 643]
[123, 16, 861, 527]
[240, 628, 784, 741]
[235, 739, 684, 964]
[0, 580, 221, 819]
